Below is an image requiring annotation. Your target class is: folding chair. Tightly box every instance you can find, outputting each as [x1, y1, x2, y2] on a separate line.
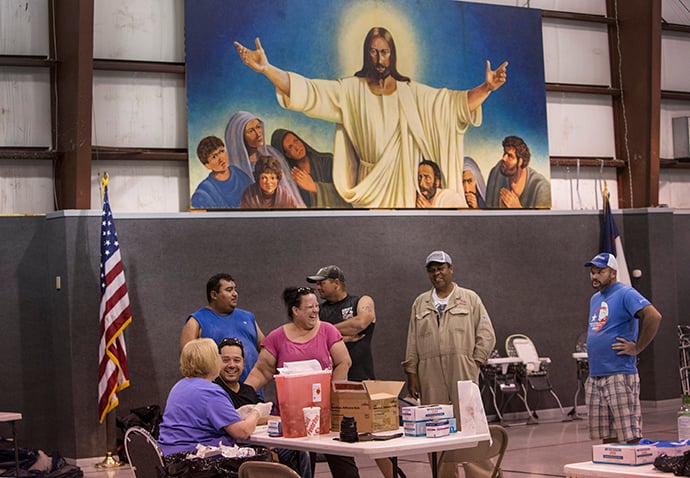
[439, 424, 509, 478]
[238, 460, 301, 478]
[505, 334, 565, 420]
[124, 426, 166, 478]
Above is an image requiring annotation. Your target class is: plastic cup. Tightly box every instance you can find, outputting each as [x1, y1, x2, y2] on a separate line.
[302, 407, 321, 437]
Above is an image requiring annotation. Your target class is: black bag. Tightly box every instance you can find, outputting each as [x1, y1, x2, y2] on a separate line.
[115, 405, 163, 463]
[0, 448, 39, 473]
[164, 446, 272, 478]
[0, 449, 83, 478]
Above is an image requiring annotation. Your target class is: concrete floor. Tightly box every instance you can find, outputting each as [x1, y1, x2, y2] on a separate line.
[78, 400, 679, 477]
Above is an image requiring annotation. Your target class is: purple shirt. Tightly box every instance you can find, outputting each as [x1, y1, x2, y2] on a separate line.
[158, 377, 242, 455]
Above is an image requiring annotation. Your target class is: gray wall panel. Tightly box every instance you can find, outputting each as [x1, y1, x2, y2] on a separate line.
[0, 210, 686, 458]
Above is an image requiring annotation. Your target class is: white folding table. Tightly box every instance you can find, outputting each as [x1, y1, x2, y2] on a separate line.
[244, 426, 490, 478]
[0, 412, 22, 477]
[564, 460, 667, 477]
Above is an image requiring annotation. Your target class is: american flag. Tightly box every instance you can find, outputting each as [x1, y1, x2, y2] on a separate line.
[98, 175, 132, 423]
[601, 186, 631, 286]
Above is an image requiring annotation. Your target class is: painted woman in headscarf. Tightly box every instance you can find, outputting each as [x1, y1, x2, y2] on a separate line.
[224, 111, 305, 208]
[462, 156, 487, 208]
[271, 129, 350, 209]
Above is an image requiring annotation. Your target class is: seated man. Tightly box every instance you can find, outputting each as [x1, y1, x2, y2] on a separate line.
[215, 337, 312, 478]
[157, 338, 270, 455]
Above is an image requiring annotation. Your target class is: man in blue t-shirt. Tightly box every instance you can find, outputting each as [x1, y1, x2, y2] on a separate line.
[180, 273, 264, 383]
[584, 252, 662, 444]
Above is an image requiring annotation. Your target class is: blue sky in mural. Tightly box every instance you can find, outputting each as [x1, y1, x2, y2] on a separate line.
[185, 0, 549, 191]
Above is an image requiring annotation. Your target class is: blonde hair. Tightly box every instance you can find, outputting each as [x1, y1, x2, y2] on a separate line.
[180, 338, 220, 378]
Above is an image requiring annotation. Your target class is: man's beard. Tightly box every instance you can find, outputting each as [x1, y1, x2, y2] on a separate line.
[420, 185, 436, 200]
[499, 162, 519, 178]
[371, 64, 391, 81]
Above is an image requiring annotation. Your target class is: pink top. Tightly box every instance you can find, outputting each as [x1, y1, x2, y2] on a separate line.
[261, 321, 342, 371]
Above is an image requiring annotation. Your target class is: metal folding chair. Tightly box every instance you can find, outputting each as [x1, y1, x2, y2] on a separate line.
[124, 426, 166, 478]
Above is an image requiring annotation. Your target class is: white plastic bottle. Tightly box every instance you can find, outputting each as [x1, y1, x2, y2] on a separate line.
[678, 394, 690, 440]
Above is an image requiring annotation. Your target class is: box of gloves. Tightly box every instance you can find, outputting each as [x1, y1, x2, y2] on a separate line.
[592, 443, 656, 465]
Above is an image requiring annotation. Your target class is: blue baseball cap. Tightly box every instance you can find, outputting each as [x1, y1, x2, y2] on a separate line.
[584, 252, 618, 271]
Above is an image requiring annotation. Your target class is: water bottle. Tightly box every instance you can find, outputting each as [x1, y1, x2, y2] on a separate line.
[678, 394, 690, 440]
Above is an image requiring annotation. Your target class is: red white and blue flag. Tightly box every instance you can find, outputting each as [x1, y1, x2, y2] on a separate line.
[98, 175, 132, 423]
[601, 186, 631, 286]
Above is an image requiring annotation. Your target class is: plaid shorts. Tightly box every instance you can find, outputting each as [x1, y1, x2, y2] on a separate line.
[585, 373, 641, 442]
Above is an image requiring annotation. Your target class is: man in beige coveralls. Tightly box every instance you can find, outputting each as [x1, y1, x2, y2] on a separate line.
[403, 250, 497, 478]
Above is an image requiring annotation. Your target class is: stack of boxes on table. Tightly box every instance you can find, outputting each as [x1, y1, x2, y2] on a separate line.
[272, 360, 464, 439]
[400, 404, 456, 438]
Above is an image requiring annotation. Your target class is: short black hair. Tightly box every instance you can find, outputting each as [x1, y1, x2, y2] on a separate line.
[218, 337, 245, 357]
[206, 273, 234, 303]
[282, 287, 316, 320]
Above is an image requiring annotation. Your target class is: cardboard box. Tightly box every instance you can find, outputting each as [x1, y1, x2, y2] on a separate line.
[653, 441, 690, 457]
[331, 380, 405, 433]
[401, 404, 454, 421]
[592, 444, 656, 465]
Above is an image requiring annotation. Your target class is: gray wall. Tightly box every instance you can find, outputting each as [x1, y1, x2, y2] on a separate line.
[0, 209, 684, 458]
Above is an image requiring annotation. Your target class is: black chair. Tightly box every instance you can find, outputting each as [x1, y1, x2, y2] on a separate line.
[124, 426, 166, 478]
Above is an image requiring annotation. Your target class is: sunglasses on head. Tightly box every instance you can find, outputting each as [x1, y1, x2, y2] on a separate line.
[219, 337, 243, 349]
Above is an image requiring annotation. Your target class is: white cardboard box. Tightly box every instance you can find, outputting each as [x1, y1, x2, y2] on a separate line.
[401, 404, 454, 421]
[592, 444, 656, 465]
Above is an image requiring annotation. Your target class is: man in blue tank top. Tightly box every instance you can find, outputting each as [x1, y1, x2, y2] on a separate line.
[180, 273, 264, 383]
[584, 252, 662, 444]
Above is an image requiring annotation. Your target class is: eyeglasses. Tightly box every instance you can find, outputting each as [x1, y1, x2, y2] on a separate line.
[219, 337, 244, 349]
[297, 287, 315, 295]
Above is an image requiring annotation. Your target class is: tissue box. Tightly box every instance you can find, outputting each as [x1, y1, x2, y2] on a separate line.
[401, 404, 454, 421]
[331, 380, 404, 433]
[403, 420, 427, 437]
[425, 420, 450, 438]
[592, 444, 656, 465]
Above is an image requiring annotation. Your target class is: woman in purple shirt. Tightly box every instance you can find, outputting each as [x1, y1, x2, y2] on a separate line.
[158, 338, 265, 455]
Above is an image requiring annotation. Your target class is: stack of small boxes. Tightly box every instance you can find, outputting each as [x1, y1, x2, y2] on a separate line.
[401, 404, 456, 438]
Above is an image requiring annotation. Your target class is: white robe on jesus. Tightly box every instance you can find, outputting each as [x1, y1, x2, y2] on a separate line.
[277, 73, 482, 208]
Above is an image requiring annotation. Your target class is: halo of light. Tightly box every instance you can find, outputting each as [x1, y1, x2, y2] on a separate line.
[337, 1, 419, 78]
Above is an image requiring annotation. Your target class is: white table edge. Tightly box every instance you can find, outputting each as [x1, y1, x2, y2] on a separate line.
[564, 460, 667, 477]
[0, 413, 22, 422]
[244, 427, 489, 460]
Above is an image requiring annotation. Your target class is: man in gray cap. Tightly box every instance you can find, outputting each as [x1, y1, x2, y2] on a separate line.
[306, 265, 388, 478]
[306, 265, 377, 382]
[584, 252, 661, 444]
[403, 251, 496, 478]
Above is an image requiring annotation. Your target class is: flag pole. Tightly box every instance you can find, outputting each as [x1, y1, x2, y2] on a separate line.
[96, 172, 129, 468]
[95, 412, 123, 468]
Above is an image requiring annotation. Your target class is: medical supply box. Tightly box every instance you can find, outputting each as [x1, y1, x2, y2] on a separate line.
[331, 380, 405, 433]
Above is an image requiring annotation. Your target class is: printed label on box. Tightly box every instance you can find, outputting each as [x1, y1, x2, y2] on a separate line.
[312, 383, 322, 403]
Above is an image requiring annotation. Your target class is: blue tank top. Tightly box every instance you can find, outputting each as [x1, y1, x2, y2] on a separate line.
[188, 307, 258, 383]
